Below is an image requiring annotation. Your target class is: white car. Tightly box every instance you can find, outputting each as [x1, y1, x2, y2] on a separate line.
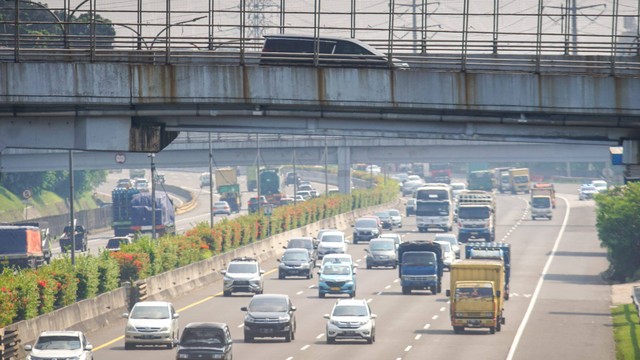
[578, 184, 598, 200]
[123, 301, 180, 349]
[26, 331, 93, 360]
[134, 179, 150, 192]
[324, 298, 376, 344]
[212, 201, 231, 215]
[434, 240, 455, 270]
[434, 233, 460, 259]
[387, 209, 403, 228]
[591, 180, 608, 193]
[317, 230, 348, 259]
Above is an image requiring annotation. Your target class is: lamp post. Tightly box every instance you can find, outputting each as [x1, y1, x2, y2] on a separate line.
[69, 150, 75, 266]
[149, 153, 156, 240]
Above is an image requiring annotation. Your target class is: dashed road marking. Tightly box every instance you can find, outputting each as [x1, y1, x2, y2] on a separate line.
[296, 291, 303, 295]
[367, 298, 373, 303]
[316, 333, 324, 339]
[377, 291, 383, 295]
[301, 345, 310, 351]
[308, 285, 315, 289]
[393, 279, 399, 283]
[423, 324, 431, 329]
[432, 315, 438, 320]
[385, 285, 391, 289]
[286, 357, 293, 360]
[404, 345, 412, 352]
[415, 334, 422, 340]
[440, 307, 446, 312]
[238, 324, 244, 328]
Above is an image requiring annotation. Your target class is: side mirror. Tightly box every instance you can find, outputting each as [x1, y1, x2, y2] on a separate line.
[122, 312, 129, 318]
[241, 306, 248, 312]
[371, 314, 377, 319]
[323, 314, 330, 319]
[221, 270, 227, 275]
[173, 313, 180, 319]
[283, 246, 287, 250]
[290, 306, 297, 312]
[364, 249, 369, 253]
[24, 345, 32, 352]
[85, 344, 93, 351]
[446, 289, 451, 297]
[345, 240, 351, 244]
[496, 290, 501, 298]
[350, 224, 354, 227]
[172, 339, 180, 346]
[260, 270, 265, 275]
[277, 258, 281, 262]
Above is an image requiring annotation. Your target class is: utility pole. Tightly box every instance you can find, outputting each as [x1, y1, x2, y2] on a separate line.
[208, 132, 214, 228]
[149, 154, 156, 240]
[546, 0, 605, 55]
[69, 150, 75, 266]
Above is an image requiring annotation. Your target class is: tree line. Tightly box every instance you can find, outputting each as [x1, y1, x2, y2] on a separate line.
[1, 170, 107, 199]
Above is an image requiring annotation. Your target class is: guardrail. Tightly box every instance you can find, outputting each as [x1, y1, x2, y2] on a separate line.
[0, 327, 21, 360]
[0, 0, 637, 75]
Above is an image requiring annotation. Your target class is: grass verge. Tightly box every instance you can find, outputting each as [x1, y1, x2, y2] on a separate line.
[612, 304, 640, 360]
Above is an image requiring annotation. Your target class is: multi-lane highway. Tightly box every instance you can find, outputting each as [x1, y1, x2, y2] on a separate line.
[79, 183, 614, 360]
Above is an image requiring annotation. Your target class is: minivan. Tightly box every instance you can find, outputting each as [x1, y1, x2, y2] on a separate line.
[260, 34, 409, 69]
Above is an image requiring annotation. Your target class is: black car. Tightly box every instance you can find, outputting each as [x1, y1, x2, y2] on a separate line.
[405, 198, 416, 217]
[285, 237, 317, 263]
[285, 172, 300, 186]
[278, 248, 314, 279]
[241, 294, 296, 342]
[352, 217, 381, 244]
[175, 322, 233, 360]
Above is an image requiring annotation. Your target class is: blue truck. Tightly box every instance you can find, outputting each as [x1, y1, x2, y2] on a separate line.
[112, 188, 176, 237]
[465, 242, 511, 300]
[398, 241, 443, 295]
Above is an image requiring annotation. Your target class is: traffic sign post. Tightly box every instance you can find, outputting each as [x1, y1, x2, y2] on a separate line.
[115, 153, 126, 164]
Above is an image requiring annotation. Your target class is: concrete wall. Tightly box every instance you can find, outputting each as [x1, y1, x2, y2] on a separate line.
[2, 198, 399, 356]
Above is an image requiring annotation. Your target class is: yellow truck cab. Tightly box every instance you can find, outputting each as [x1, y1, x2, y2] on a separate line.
[446, 259, 505, 334]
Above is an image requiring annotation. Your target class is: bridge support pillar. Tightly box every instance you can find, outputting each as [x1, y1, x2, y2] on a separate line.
[337, 146, 352, 194]
[622, 140, 640, 182]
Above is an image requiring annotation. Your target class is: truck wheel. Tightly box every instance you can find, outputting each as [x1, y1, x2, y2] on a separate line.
[402, 286, 411, 295]
[319, 292, 325, 298]
[497, 320, 502, 332]
[453, 326, 464, 334]
[430, 286, 437, 295]
[489, 327, 496, 334]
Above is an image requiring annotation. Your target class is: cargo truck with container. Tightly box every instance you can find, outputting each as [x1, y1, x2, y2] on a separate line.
[509, 168, 530, 194]
[429, 163, 452, 184]
[531, 183, 556, 208]
[397, 241, 443, 295]
[467, 170, 495, 191]
[0, 223, 52, 269]
[456, 191, 495, 243]
[215, 168, 241, 213]
[259, 169, 285, 205]
[446, 259, 506, 334]
[414, 184, 454, 233]
[530, 184, 554, 220]
[112, 188, 176, 237]
[494, 167, 513, 193]
[465, 242, 511, 300]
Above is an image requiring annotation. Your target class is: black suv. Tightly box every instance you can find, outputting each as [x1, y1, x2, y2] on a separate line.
[175, 322, 233, 360]
[285, 172, 300, 186]
[260, 34, 408, 68]
[352, 217, 381, 244]
[278, 248, 314, 279]
[241, 294, 296, 342]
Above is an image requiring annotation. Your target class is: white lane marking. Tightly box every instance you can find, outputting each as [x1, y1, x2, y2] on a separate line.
[393, 279, 399, 283]
[432, 315, 438, 320]
[286, 357, 293, 360]
[356, 259, 362, 262]
[404, 345, 412, 352]
[238, 324, 244, 328]
[423, 324, 430, 330]
[439, 307, 446, 312]
[296, 291, 303, 295]
[301, 345, 310, 351]
[367, 298, 373, 303]
[377, 291, 383, 295]
[506, 196, 571, 360]
[385, 285, 391, 289]
[414, 334, 422, 340]
[308, 285, 315, 289]
[316, 333, 324, 339]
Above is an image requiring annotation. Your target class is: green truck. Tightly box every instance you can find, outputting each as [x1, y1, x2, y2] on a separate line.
[467, 170, 495, 191]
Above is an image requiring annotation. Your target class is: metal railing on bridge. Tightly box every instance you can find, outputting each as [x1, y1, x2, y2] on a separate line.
[0, 0, 638, 74]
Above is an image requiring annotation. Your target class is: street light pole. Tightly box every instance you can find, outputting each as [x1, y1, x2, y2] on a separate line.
[149, 154, 156, 240]
[69, 150, 75, 266]
[209, 132, 214, 228]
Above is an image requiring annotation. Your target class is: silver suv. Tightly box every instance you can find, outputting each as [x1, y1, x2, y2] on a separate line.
[324, 299, 377, 344]
[123, 301, 180, 349]
[26, 331, 93, 360]
[222, 257, 264, 296]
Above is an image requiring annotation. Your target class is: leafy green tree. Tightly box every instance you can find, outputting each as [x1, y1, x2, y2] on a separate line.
[595, 183, 640, 281]
[0, 1, 115, 48]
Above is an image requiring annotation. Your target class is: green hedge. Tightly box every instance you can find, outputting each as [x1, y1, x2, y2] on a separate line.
[0, 176, 398, 327]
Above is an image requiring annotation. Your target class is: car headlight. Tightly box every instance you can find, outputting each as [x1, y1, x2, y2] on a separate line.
[300, 262, 310, 268]
[245, 314, 257, 322]
[358, 320, 369, 326]
[223, 276, 232, 282]
[455, 312, 464, 317]
[346, 281, 354, 285]
[249, 276, 262, 283]
[159, 326, 169, 332]
[278, 315, 290, 322]
[484, 312, 494, 317]
[329, 320, 340, 326]
[178, 353, 190, 359]
[126, 324, 136, 331]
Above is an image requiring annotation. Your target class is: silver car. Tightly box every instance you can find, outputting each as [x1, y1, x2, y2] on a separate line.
[433, 233, 461, 259]
[123, 301, 180, 349]
[365, 238, 397, 269]
[221, 257, 265, 296]
[26, 331, 93, 360]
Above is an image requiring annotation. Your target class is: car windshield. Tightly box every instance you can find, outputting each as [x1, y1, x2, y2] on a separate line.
[375, 212, 390, 219]
[436, 241, 451, 252]
[180, 328, 225, 346]
[321, 234, 343, 243]
[402, 253, 435, 266]
[283, 252, 309, 261]
[35, 336, 81, 350]
[458, 207, 490, 219]
[131, 305, 170, 319]
[370, 241, 394, 251]
[355, 219, 377, 228]
[249, 297, 288, 312]
[531, 197, 551, 208]
[434, 235, 456, 246]
[388, 209, 400, 216]
[227, 263, 258, 274]
[214, 202, 227, 206]
[322, 264, 351, 275]
[332, 305, 368, 317]
[455, 286, 493, 301]
[106, 238, 124, 249]
[451, 183, 466, 191]
[416, 202, 450, 216]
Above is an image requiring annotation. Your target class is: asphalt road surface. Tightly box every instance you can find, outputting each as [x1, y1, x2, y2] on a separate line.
[75, 183, 614, 360]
